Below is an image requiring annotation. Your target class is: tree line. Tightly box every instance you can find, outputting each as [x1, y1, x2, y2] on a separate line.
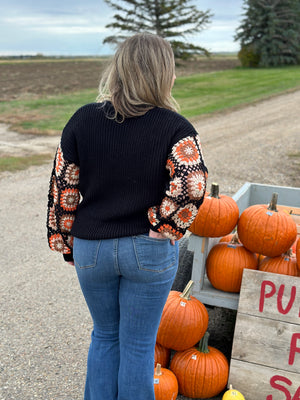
[103, 0, 300, 67]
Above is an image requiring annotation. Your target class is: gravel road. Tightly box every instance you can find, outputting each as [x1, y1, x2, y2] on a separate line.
[0, 91, 299, 400]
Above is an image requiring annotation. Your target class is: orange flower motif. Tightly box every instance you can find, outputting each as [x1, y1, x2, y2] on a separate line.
[148, 207, 160, 226]
[173, 204, 198, 228]
[48, 205, 57, 230]
[166, 177, 182, 198]
[65, 164, 80, 185]
[166, 159, 175, 177]
[160, 198, 177, 218]
[59, 215, 75, 232]
[187, 171, 206, 200]
[67, 236, 74, 248]
[173, 137, 200, 166]
[55, 146, 64, 176]
[158, 224, 183, 240]
[60, 188, 80, 211]
[51, 176, 59, 204]
[49, 233, 70, 253]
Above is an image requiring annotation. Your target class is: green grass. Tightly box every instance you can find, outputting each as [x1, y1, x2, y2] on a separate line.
[173, 66, 300, 118]
[0, 154, 52, 173]
[1, 65, 300, 134]
[0, 89, 97, 133]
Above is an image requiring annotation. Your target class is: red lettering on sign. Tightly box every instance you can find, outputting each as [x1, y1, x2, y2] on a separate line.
[260, 281, 276, 313]
[266, 375, 292, 400]
[277, 285, 296, 315]
[292, 386, 300, 400]
[289, 333, 300, 366]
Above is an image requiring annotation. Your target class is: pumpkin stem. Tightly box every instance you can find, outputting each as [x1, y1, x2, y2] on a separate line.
[210, 183, 219, 199]
[285, 248, 293, 257]
[155, 363, 162, 376]
[230, 233, 240, 245]
[180, 280, 194, 300]
[198, 331, 210, 354]
[268, 192, 278, 212]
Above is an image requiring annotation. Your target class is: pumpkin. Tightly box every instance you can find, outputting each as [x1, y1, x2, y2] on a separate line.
[154, 343, 170, 368]
[153, 363, 178, 400]
[219, 233, 236, 243]
[296, 238, 300, 269]
[156, 281, 209, 351]
[206, 234, 258, 293]
[237, 193, 297, 257]
[259, 250, 298, 277]
[170, 332, 229, 399]
[222, 384, 245, 400]
[189, 183, 239, 237]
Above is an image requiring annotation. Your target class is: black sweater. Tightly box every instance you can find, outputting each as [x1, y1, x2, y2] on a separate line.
[47, 102, 207, 261]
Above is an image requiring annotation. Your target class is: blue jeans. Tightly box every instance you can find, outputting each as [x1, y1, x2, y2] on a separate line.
[73, 234, 179, 400]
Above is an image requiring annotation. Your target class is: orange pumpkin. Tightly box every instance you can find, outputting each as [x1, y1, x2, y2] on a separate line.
[154, 343, 171, 368]
[153, 363, 178, 400]
[259, 251, 299, 277]
[156, 281, 208, 351]
[206, 235, 258, 293]
[219, 233, 236, 243]
[237, 193, 297, 257]
[189, 183, 239, 237]
[170, 332, 229, 399]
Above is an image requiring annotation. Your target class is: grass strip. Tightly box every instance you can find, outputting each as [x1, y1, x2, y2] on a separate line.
[0, 154, 52, 173]
[174, 66, 300, 118]
[0, 66, 300, 134]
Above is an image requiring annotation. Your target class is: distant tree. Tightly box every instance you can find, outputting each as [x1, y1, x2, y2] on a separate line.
[103, 0, 213, 59]
[235, 0, 300, 67]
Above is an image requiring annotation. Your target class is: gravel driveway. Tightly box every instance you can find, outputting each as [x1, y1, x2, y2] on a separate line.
[0, 91, 299, 400]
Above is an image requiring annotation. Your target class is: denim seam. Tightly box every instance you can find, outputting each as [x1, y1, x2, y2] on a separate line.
[139, 261, 176, 273]
[113, 239, 121, 275]
[137, 234, 169, 243]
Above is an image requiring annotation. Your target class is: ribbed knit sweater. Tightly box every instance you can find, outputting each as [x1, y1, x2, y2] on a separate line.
[47, 102, 208, 261]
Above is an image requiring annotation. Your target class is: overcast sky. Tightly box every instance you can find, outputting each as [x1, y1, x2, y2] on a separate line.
[0, 0, 244, 56]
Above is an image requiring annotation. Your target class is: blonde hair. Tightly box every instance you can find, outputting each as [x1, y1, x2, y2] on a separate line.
[97, 33, 179, 121]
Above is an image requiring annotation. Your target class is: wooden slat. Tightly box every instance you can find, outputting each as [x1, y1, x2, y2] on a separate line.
[231, 313, 299, 374]
[229, 359, 300, 400]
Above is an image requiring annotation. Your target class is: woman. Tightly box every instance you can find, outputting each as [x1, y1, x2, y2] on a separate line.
[47, 33, 207, 400]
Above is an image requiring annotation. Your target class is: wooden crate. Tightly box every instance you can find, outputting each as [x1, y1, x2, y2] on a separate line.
[188, 182, 300, 309]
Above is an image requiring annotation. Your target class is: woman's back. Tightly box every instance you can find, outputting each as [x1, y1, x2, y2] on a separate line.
[60, 102, 200, 239]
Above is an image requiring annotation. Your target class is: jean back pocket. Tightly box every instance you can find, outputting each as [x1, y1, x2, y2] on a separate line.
[133, 235, 177, 273]
[73, 237, 102, 269]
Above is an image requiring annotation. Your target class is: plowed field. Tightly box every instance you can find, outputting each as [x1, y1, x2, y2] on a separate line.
[0, 57, 240, 101]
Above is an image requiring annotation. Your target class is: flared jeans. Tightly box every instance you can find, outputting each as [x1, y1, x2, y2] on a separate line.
[73, 234, 179, 400]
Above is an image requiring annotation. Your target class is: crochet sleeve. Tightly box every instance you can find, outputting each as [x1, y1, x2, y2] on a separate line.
[47, 143, 80, 262]
[148, 135, 207, 240]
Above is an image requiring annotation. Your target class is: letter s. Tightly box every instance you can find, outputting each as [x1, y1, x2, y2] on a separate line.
[266, 375, 292, 400]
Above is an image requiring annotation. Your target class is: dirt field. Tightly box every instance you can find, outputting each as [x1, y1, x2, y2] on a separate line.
[0, 57, 240, 101]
